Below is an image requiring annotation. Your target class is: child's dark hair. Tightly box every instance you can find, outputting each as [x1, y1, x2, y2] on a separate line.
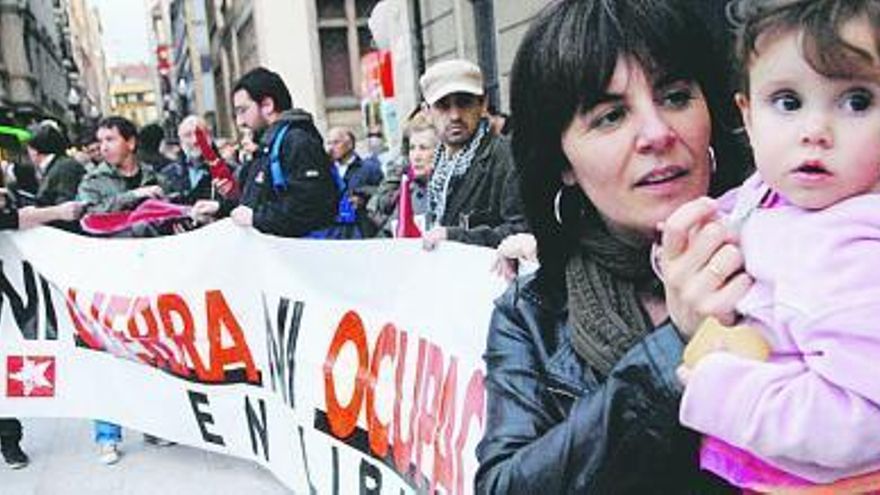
[730, 0, 880, 92]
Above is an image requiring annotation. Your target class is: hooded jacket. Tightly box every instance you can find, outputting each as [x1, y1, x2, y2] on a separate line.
[238, 109, 337, 237]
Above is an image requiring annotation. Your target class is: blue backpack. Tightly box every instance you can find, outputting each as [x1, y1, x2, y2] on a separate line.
[269, 124, 361, 239]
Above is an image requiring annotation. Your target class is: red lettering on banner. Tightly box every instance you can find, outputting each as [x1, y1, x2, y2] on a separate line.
[65, 288, 261, 386]
[323, 311, 369, 438]
[455, 370, 485, 495]
[204, 290, 260, 383]
[366, 323, 396, 458]
[415, 342, 443, 487]
[67, 289, 102, 350]
[157, 293, 206, 379]
[432, 357, 458, 494]
[323, 310, 487, 494]
[393, 331, 424, 475]
[129, 297, 187, 376]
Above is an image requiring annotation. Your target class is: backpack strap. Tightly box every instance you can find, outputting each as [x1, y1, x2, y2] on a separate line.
[269, 123, 292, 192]
[329, 162, 357, 224]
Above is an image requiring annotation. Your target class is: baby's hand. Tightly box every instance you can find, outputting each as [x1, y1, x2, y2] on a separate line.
[682, 317, 770, 369]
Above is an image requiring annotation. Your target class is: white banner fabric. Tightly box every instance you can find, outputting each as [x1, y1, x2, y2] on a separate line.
[0, 220, 507, 494]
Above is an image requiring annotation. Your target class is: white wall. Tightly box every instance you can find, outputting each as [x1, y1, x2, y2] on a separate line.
[253, 0, 327, 131]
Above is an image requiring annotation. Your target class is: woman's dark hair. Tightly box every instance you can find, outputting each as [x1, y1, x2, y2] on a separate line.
[27, 123, 69, 155]
[730, 0, 880, 93]
[233, 67, 293, 112]
[510, 0, 749, 287]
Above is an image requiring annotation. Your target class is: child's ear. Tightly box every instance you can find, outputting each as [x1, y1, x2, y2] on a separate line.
[734, 92, 753, 138]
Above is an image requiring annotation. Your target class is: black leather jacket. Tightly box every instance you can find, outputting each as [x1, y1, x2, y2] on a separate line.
[475, 274, 734, 494]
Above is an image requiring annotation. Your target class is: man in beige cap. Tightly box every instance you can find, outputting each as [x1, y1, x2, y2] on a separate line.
[419, 59, 526, 249]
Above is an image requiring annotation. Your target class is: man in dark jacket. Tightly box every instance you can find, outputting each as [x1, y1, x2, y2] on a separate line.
[325, 126, 383, 237]
[136, 123, 172, 171]
[162, 115, 219, 204]
[419, 59, 526, 249]
[26, 122, 86, 206]
[192, 67, 337, 237]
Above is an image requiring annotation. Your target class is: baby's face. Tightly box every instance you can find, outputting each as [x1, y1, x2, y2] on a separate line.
[737, 19, 880, 210]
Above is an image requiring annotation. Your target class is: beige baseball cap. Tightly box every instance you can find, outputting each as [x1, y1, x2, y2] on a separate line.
[419, 59, 484, 106]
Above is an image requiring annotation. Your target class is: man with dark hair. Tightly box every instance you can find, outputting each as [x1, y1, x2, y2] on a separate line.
[74, 128, 102, 172]
[192, 66, 336, 237]
[26, 121, 86, 206]
[419, 59, 526, 249]
[78, 116, 166, 214]
[325, 126, 383, 238]
[137, 122, 172, 171]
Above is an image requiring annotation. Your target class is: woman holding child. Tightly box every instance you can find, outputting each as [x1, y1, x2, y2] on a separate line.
[475, 0, 748, 492]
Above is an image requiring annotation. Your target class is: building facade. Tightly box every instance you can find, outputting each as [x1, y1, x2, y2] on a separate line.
[0, 0, 75, 127]
[169, 0, 548, 143]
[206, 0, 382, 139]
[170, 0, 216, 128]
[108, 63, 159, 127]
[67, 0, 110, 127]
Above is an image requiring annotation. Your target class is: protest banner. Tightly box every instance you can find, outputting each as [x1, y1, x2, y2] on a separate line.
[0, 220, 506, 493]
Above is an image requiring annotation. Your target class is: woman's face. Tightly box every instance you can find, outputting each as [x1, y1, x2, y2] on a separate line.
[561, 57, 712, 239]
[408, 129, 437, 179]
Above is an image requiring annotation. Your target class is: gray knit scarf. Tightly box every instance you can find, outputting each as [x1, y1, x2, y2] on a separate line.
[427, 118, 490, 225]
[565, 219, 664, 377]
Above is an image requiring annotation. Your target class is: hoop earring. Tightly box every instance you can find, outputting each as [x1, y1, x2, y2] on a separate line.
[554, 185, 579, 226]
[708, 146, 717, 174]
[554, 187, 564, 225]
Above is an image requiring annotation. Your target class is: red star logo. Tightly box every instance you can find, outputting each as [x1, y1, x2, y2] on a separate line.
[7, 355, 55, 397]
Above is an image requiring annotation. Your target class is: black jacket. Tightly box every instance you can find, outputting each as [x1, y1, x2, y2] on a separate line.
[239, 109, 338, 237]
[437, 133, 527, 247]
[37, 155, 86, 206]
[475, 275, 735, 494]
[160, 158, 213, 205]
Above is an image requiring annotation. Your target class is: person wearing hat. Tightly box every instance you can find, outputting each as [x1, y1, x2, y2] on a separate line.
[419, 59, 527, 249]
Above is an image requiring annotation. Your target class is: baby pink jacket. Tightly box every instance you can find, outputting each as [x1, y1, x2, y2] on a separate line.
[680, 174, 880, 483]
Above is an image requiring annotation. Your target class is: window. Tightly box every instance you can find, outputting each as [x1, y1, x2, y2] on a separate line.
[317, 0, 379, 105]
[320, 28, 352, 97]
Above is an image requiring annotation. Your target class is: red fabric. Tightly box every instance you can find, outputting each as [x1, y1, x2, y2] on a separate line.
[195, 127, 239, 198]
[396, 172, 421, 238]
[80, 199, 190, 235]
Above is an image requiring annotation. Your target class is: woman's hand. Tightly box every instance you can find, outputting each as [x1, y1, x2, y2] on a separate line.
[659, 197, 753, 340]
[492, 233, 537, 281]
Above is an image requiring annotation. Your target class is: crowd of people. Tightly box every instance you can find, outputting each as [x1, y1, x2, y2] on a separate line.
[3, 0, 880, 493]
[0, 52, 525, 469]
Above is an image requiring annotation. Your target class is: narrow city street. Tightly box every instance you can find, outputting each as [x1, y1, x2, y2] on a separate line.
[3, 418, 291, 495]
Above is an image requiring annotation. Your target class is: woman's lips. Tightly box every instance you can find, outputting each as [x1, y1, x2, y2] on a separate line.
[634, 165, 690, 187]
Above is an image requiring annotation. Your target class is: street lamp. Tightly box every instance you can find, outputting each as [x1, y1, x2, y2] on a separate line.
[67, 87, 82, 136]
[177, 78, 189, 117]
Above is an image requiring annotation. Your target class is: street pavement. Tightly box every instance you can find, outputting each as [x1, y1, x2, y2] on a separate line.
[2, 418, 292, 495]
